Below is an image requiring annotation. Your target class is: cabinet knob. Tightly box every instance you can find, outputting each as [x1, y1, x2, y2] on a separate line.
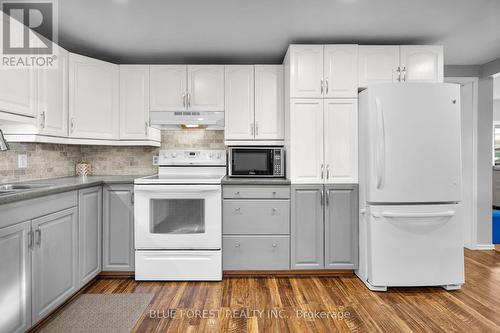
[234, 191, 240, 196]
[235, 242, 240, 248]
[272, 243, 277, 248]
[234, 207, 241, 213]
[272, 191, 277, 195]
[272, 208, 278, 214]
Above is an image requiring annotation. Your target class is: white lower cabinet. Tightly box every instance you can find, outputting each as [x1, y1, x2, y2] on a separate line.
[103, 185, 135, 271]
[0, 221, 32, 333]
[291, 185, 358, 270]
[31, 207, 78, 324]
[78, 187, 102, 286]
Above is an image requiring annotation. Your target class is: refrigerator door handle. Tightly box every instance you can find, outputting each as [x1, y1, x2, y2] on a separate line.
[372, 211, 455, 219]
[375, 98, 386, 189]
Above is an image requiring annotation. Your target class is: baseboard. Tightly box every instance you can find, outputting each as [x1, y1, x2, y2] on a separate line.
[474, 244, 495, 250]
[99, 271, 135, 279]
[223, 269, 354, 277]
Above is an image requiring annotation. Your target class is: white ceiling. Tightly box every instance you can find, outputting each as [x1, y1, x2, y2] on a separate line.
[57, 0, 500, 65]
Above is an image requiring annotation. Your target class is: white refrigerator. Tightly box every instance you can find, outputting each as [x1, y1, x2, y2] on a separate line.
[356, 83, 464, 291]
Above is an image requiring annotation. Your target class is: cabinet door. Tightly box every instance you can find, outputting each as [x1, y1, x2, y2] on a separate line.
[119, 65, 150, 139]
[0, 66, 36, 118]
[68, 53, 119, 139]
[78, 186, 102, 286]
[291, 185, 324, 269]
[187, 65, 224, 111]
[324, 99, 358, 184]
[150, 65, 187, 111]
[400, 45, 444, 83]
[37, 45, 68, 137]
[324, 45, 358, 98]
[289, 99, 324, 183]
[254, 65, 284, 140]
[0, 222, 31, 333]
[103, 185, 134, 271]
[289, 45, 324, 98]
[358, 46, 400, 87]
[32, 208, 78, 324]
[325, 185, 358, 269]
[224, 65, 255, 140]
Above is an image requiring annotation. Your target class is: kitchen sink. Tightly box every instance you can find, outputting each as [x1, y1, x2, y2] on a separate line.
[0, 183, 54, 195]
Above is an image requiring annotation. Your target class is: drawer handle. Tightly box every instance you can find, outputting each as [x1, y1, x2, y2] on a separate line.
[234, 207, 241, 213]
[272, 191, 277, 195]
[235, 242, 240, 248]
[234, 191, 240, 196]
[272, 243, 277, 248]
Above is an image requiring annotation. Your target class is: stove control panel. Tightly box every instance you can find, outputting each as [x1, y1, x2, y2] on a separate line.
[159, 149, 226, 166]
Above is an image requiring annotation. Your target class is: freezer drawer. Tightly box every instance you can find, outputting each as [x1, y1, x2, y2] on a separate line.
[223, 200, 290, 234]
[223, 236, 290, 270]
[367, 204, 464, 287]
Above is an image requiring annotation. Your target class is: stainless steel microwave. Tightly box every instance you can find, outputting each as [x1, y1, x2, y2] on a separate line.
[228, 147, 285, 178]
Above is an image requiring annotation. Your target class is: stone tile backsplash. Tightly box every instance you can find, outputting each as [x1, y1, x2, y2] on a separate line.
[0, 130, 225, 183]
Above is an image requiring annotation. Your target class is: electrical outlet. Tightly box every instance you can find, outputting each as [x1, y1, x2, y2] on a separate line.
[18, 154, 27, 169]
[152, 155, 159, 166]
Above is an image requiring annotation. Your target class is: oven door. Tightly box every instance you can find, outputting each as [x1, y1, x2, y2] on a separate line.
[230, 148, 274, 176]
[134, 184, 221, 249]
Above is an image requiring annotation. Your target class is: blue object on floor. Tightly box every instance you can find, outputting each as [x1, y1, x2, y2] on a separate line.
[493, 210, 500, 244]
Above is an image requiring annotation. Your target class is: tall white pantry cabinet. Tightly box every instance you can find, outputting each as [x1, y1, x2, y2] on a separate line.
[284, 44, 359, 184]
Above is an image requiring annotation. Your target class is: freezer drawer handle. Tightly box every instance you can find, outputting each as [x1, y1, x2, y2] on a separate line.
[372, 211, 455, 219]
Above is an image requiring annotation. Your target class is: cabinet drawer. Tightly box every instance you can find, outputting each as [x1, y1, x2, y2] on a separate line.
[223, 200, 289, 234]
[223, 185, 290, 199]
[223, 236, 290, 270]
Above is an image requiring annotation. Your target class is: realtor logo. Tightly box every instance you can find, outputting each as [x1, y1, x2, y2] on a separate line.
[1, 0, 58, 68]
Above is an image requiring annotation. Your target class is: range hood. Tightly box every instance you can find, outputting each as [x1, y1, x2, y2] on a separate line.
[150, 111, 224, 130]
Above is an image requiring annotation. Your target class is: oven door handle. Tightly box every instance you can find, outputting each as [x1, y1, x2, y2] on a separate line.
[134, 185, 221, 193]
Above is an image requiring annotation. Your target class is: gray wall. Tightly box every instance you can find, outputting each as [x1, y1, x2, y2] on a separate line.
[481, 57, 500, 78]
[477, 77, 494, 245]
[444, 65, 480, 78]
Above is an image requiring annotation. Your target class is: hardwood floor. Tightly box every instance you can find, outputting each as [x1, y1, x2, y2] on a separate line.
[40, 249, 500, 333]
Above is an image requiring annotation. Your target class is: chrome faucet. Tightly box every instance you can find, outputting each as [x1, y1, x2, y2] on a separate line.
[0, 129, 10, 151]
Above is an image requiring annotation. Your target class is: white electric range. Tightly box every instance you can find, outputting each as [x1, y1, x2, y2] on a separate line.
[134, 149, 226, 281]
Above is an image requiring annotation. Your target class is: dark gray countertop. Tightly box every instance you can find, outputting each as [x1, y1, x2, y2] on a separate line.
[221, 176, 291, 185]
[0, 175, 148, 205]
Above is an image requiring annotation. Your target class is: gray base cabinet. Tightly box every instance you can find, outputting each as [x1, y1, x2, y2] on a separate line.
[222, 185, 291, 271]
[291, 184, 358, 270]
[325, 185, 358, 269]
[103, 185, 134, 271]
[0, 221, 31, 333]
[31, 207, 79, 324]
[78, 186, 102, 286]
[291, 185, 324, 269]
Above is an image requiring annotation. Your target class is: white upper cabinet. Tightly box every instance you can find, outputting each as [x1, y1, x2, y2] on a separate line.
[358, 45, 400, 87]
[225, 65, 255, 140]
[0, 64, 37, 118]
[289, 99, 324, 183]
[187, 65, 224, 111]
[119, 65, 150, 139]
[289, 45, 324, 98]
[323, 45, 358, 98]
[358, 45, 443, 87]
[254, 65, 284, 140]
[400, 45, 444, 83]
[69, 53, 119, 139]
[150, 65, 224, 112]
[150, 65, 187, 111]
[37, 45, 68, 137]
[323, 99, 358, 184]
[288, 45, 358, 98]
